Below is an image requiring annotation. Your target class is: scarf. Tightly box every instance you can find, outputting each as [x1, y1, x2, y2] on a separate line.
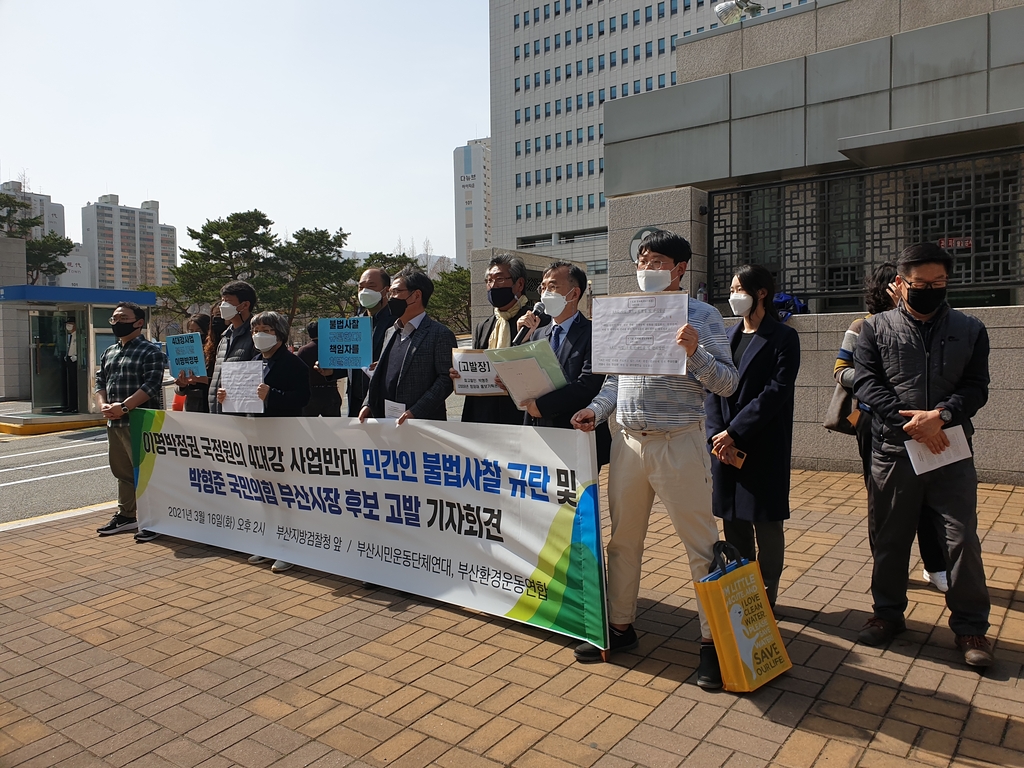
[487, 294, 529, 349]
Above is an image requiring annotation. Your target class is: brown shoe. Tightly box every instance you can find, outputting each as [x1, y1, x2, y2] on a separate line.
[857, 616, 906, 647]
[955, 635, 994, 668]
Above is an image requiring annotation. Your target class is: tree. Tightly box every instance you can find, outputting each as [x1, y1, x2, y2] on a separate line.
[25, 231, 73, 284]
[362, 251, 421, 279]
[265, 227, 357, 328]
[0, 193, 42, 239]
[429, 265, 473, 335]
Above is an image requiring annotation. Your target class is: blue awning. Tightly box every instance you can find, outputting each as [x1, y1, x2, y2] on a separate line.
[0, 285, 157, 306]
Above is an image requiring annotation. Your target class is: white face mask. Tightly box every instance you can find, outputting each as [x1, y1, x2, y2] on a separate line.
[636, 268, 673, 293]
[540, 289, 573, 319]
[358, 288, 382, 309]
[219, 301, 238, 321]
[729, 292, 755, 317]
[253, 332, 278, 352]
[65, 323, 75, 332]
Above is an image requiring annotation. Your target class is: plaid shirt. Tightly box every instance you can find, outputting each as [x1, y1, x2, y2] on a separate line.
[95, 335, 166, 426]
[589, 299, 738, 431]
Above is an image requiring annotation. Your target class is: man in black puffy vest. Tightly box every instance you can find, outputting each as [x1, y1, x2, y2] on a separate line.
[854, 242, 993, 667]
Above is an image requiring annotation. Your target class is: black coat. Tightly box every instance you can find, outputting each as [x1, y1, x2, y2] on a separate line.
[257, 345, 311, 417]
[209, 318, 256, 413]
[368, 315, 456, 421]
[523, 314, 612, 467]
[346, 306, 394, 417]
[461, 305, 532, 426]
[705, 316, 800, 522]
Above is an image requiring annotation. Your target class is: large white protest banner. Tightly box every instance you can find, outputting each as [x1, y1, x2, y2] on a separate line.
[132, 411, 609, 648]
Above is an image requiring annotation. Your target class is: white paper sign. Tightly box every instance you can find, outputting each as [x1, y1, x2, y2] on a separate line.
[452, 349, 504, 396]
[384, 399, 406, 419]
[221, 361, 265, 414]
[492, 358, 557, 408]
[592, 292, 689, 376]
[905, 424, 972, 475]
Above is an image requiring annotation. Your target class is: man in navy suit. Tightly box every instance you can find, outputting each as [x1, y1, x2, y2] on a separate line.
[359, 267, 456, 423]
[515, 261, 611, 465]
[347, 267, 394, 416]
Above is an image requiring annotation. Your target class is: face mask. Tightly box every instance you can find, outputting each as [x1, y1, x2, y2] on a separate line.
[211, 316, 227, 335]
[219, 301, 238, 321]
[252, 332, 278, 352]
[728, 292, 755, 317]
[111, 321, 138, 338]
[387, 296, 408, 318]
[65, 323, 75, 332]
[358, 288, 382, 309]
[541, 290, 573, 318]
[637, 268, 673, 293]
[905, 286, 946, 315]
[487, 286, 516, 309]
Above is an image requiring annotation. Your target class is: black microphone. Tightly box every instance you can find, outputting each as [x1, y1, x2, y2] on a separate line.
[512, 301, 546, 345]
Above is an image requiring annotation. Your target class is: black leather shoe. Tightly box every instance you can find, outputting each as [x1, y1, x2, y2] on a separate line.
[857, 616, 906, 647]
[574, 624, 639, 663]
[696, 642, 722, 690]
[956, 635, 994, 668]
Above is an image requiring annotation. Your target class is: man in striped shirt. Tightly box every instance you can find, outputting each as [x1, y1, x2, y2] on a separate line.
[571, 231, 738, 689]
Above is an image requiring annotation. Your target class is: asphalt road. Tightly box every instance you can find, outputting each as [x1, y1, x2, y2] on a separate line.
[0, 427, 113, 523]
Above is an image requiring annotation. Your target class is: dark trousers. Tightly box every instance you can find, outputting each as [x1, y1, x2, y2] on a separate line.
[857, 413, 946, 573]
[868, 451, 990, 636]
[722, 519, 785, 606]
[62, 357, 79, 413]
[303, 387, 341, 417]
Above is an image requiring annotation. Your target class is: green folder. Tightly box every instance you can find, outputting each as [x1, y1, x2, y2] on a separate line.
[484, 339, 568, 390]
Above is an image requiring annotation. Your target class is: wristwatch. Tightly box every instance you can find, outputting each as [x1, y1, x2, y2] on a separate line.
[937, 408, 952, 424]
[120, 404, 130, 415]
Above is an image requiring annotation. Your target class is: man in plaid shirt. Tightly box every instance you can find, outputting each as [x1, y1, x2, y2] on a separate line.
[94, 301, 165, 537]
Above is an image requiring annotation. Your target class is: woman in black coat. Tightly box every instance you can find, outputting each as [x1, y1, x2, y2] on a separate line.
[706, 265, 801, 608]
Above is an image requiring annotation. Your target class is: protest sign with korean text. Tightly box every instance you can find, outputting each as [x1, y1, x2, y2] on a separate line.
[452, 349, 505, 396]
[166, 333, 207, 378]
[592, 292, 689, 376]
[319, 317, 372, 369]
[132, 411, 609, 648]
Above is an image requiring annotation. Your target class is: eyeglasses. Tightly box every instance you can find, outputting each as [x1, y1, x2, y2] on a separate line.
[906, 280, 948, 289]
[636, 258, 673, 270]
[484, 275, 513, 286]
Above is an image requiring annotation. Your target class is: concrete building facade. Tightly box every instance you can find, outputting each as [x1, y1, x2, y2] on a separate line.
[0, 180, 66, 242]
[454, 138, 493, 268]
[81, 195, 176, 291]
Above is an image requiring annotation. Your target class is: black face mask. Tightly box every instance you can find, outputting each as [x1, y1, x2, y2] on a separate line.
[111, 321, 139, 338]
[487, 287, 516, 309]
[211, 316, 227, 336]
[905, 287, 947, 315]
[387, 296, 408, 318]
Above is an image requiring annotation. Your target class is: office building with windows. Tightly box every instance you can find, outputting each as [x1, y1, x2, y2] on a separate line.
[454, 138, 493, 268]
[488, 0, 717, 299]
[81, 195, 176, 290]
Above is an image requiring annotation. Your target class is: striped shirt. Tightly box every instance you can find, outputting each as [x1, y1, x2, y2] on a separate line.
[589, 299, 738, 430]
[95, 335, 166, 426]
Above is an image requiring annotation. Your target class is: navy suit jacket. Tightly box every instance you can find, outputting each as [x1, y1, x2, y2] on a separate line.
[368, 315, 456, 420]
[461, 305, 532, 426]
[347, 305, 394, 417]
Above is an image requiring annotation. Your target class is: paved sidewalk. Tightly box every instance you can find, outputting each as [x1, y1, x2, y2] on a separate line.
[1, 470, 1022, 768]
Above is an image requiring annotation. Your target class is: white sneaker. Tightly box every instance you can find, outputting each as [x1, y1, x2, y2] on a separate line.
[271, 560, 293, 573]
[248, 555, 270, 564]
[923, 568, 949, 593]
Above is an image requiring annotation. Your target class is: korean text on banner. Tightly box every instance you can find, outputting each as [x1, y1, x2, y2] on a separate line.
[592, 292, 688, 376]
[319, 317, 372, 369]
[132, 411, 609, 648]
[166, 333, 207, 378]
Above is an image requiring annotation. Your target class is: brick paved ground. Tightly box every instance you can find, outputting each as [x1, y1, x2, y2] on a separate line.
[1, 469, 1022, 768]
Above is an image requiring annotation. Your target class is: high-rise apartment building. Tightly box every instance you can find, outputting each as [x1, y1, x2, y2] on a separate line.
[489, 0, 716, 292]
[0, 180, 66, 241]
[453, 138, 492, 268]
[81, 195, 176, 290]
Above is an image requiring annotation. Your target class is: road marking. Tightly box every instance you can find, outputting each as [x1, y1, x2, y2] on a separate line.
[0, 466, 107, 488]
[0, 434, 106, 460]
[0, 453, 107, 474]
[0, 501, 115, 532]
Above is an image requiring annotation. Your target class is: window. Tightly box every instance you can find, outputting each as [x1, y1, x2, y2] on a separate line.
[546, 201, 552, 216]
[534, 7, 540, 22]
[599, 88, 605, 104]
[622, 47, 629, 63]
[588, 159, 595, 175]
[555, 0, 561, 14]
[711, 22, 717, 28]
[576, 26, 582, 42]
[545, 37, 551, 52]
[684, 0, 690, 7]
[515, 77, 521, 92]
[526, 140, 531, 154]
[566, 96, 572, 112]
[598, 20, 604, 35]
[671, 71, 677, 85]
[671, 34, 677, 51]
[588, 193, 595, 209]
[671, 0, 678, 13]
[545, 69, 551, 84]
[599, 54, 605, 70]
[556, 164, 563, 178]
[578, 195, 585, 211]
[610, 50, 617, 66]
[545, 135, 552, 150]
[658, 1, 665, 18]
[555, 66, 562, 82]
[566, 130, 572, 145]
[577, 161, 584, 176]
[646, 76, 653, 91]
[610, 85, 617, 99]
[697, 26, 704, 32]
[621, 12, 628, 28]
[610, 16, 616, 32]
[587, 91, 594, 107]
[683, 29, 690, 36]
[556, 198, 563, 213]
[576, 93, 583, 109]
[633, 44, 641, 59]
[587, 57, 594, 73]
[516, 173, 522, 188]
[524, 42, 530, 59]
[534, 40, 540, 55]
[623, 81, 629, 95]
[515, 109, 521, 124]
[587, 23, 593, 39]
[535, 104, 540, 119]
[567, 197, 573, 212]
[526, 172, 532, 187]
[576, 128, 583, 143]
[634, 79, 640, 93]
[646, 41, 653, 58]
[516, 205, 522, 221]
[555, 33, 561, 49]
[587, 125, 595, 141]
[599, 192, 606, 208]
[599, 157, 605, 173]
[535, 170, 542, 184]
[515, 13, 520, 29]
[534, 72, 540, 87]
[566, 163, 573, 178]
[535, 137, 541, 152]
[658, 37, 665, 54]
[659, 74, 666, 88]
[526, 204, 532, 218]
[544, 3, 550, 19]
[524, 75, 530, 90]
[555, 98, 562, 114]
[516, 141, 522, 156]
[633, 9, 640, 25]
[565, 63, 571, 80]
[576, 60, 583, 76]
[645, 5, 653, 22]
[515, 46, 521, 61]
[546, 167, 552, 182]
[525, 108, 531, 122]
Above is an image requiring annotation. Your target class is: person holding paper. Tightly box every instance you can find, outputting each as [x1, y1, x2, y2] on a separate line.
[297, 320, 343, 417]
[853, 242, 993, 667]
[456, 253, 533, 425]
[347, 268, 394, 417]
[514, 261, 611, 466]
[208, 281, 257, 414]
[174, 314, 212, 413]
[705, 265, 800, 610]
[359, 267, 456, 423]
[570, 231, 738, 690]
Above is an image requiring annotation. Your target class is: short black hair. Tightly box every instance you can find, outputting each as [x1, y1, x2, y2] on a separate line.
[114, 301, 146, 321]
[362, 267, 391, 287]
[897, 243, 953, 277]
[394, 266, 434, 307]
[250, 311, 290, 343]
[638, 230, 692, 265]
[545, 261, 587, 294]
[864, 262, 898, 315]
[220, 280, 257, 311]
[489, 253, 526, 284]
[305, 320, 318, 339]
[733, 264, 779, 322]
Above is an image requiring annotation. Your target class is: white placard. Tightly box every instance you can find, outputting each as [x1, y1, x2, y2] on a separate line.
[491, 358, 556, 408]
[905, 425, 972, 475]
[592, 292, 689, 376]
[221, 361, 265, 414]
[452, 349, 505, 396]
[384, 399, 406, 419]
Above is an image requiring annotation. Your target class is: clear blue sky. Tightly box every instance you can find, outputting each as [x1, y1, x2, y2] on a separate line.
[0, 0, 490, 260]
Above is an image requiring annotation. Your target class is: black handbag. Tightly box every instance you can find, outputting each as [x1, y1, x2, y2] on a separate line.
[823, 383, 859, 435]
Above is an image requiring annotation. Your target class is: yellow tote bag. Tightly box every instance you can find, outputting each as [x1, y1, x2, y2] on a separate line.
[695, 541, 792, 693]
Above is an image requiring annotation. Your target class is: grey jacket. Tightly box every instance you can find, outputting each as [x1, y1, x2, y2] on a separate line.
[853, 303, 989, 454]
